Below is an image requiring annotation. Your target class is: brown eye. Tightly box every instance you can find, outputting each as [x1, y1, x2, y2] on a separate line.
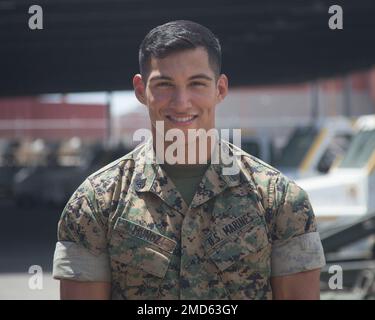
[156, 82, 172, 88]
[191, 81, 206, 87]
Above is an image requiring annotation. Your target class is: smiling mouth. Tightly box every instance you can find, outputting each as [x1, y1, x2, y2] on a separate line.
[166, 115, 198, 124]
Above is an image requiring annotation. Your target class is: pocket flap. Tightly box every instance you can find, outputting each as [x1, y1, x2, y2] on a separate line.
[207, 224, 269, 272]
[114, 217, 177, 253]
[111, 218, 177, 278]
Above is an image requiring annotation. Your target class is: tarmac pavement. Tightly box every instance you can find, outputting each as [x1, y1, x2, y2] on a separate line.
[0, 198, 61, 299]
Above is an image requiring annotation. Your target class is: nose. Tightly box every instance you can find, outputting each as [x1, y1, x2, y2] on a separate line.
[170, 87, 192, 112]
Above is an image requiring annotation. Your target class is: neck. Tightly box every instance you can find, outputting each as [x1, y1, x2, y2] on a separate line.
[152, 131, 217, 165]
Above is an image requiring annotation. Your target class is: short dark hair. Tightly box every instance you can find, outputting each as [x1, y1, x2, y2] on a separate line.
[139, 20, 222, 81]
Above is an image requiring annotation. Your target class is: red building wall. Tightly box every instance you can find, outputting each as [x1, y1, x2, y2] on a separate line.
[0, 97, 107, 141]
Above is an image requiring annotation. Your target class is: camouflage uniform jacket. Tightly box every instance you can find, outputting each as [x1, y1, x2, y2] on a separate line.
[53, 138, 325, 299]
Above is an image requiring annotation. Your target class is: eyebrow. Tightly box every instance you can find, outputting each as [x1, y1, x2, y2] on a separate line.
[189, 74, 213, 81]
[149, 74, 214, 82]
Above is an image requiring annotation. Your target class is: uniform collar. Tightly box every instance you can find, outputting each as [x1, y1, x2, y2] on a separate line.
[190, 140, 243, 208]
[132, 138, 246, 214]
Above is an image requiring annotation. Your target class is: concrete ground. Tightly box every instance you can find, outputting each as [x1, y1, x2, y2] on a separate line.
[0, 273, 59, 300]
[0, 198, 61, 300]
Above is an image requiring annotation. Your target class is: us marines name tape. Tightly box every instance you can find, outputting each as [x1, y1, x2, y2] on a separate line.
[115, 217, 177, 253]
[205, 212, 260, 250]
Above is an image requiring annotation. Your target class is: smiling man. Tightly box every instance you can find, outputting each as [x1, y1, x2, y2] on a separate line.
[53, 20, 325, 300]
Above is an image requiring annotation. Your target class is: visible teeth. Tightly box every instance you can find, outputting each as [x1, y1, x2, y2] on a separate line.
[169, 115, 196, 122]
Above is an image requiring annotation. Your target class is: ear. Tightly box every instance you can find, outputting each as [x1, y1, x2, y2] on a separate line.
[133, 74, 147, 105]
[216, 74, 228, 104]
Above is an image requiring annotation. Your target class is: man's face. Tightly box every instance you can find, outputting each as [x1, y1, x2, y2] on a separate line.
[133, 47, 228, 141]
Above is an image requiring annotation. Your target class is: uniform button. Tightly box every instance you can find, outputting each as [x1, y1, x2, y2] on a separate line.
[135, 177, 146, 190]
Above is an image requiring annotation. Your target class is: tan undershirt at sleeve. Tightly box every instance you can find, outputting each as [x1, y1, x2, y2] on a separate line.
[53, 241, 111, 282]
[271, 231, 326, 277]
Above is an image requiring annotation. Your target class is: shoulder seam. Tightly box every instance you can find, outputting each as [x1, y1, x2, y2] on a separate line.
[274, 175, 290, 217]
[89, 155, 134, 179]
[225, 140, 279, 173]
[88, 143, 146, 179]
[85, 178, 107, 229]
[241, 153, 280, 173]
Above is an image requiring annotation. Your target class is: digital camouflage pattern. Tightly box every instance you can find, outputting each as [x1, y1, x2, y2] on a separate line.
[57, 138, 321, 299]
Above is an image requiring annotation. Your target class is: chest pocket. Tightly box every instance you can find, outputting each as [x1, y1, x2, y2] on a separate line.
[205, 218, 272, 300]
[109, 217, 177, 299]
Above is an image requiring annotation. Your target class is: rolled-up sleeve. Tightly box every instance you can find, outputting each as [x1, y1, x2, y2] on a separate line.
[53, 241, 111, 281]
[271, 232, 325, 276]
[270, 175, 326, 276]
[53, 179, 110, 282]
